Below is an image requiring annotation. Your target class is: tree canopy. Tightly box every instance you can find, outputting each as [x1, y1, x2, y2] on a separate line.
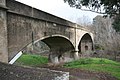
[64, 0, 120, 31]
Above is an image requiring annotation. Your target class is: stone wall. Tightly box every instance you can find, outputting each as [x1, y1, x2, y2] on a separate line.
[6, 0, 74, 27]
[0, 0, 5, 6]
[7, 11, 76, 61]
[0, 0, 8, 63]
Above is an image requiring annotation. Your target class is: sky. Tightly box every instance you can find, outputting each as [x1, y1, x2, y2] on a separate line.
[16, 0, 100, 23]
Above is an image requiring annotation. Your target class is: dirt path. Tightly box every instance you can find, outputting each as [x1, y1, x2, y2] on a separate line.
[39, 63, 118, 80]
[0, 62, 68, 80]
[2, 61, 118, 80]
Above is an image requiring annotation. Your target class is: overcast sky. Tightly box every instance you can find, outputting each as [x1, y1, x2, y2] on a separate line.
[16, 0, 100, 23]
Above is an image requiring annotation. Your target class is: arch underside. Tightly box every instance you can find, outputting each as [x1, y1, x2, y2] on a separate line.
[41, 36, 74, 53]
[40, 36, 75, 63]
[78, 33, 93, 53]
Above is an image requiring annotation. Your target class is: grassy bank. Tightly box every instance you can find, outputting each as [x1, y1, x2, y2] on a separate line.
[15, 54, 120, 79]
[64, 58, 120, 79]
[15, 54, 48, 66]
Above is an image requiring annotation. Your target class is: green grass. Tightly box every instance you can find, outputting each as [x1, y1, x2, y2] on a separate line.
[15, 54, 120, 79]
[15, 54, 48, 66]
[64, 58, 120, 79]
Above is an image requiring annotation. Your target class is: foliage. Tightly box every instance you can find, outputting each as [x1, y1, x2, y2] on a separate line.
[64, 0, 120, 31]
[64, 58, 120, 79]
[94, 44, 104, 50]
[15, 54, 48, 66]
[64, 0, 120, 15]
[112, 16, 120, 32]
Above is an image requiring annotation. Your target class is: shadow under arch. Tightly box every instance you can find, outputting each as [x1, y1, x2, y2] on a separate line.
[24, 35, 75, 63]
[78, 33, 93, 53]
[24, 34, 75, 52]
[37, 35, 75, 63]
[9, 35, 75, 64]
[41, 35, 75, 52]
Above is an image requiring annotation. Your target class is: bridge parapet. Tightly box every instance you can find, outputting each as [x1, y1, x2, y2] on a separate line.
[6, 0, 75, 27]
[6, 0, 92, 34]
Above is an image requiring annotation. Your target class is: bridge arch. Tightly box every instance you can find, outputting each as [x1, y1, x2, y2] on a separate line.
[41, 35, 74, 50]
[33, 34, 75, 51]
[32, 35, 75, 63]
[78, 33, 93, 53]
[11, 35, 75, 64]
[40, 35, 75, 63]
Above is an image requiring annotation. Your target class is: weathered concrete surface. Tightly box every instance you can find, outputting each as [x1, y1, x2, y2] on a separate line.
[6, 0, 74, 27]
[6, 0, 76, 60]
[0, 0, 8, 63]
[0, 0, 5, 6]
[7, 12, 75, 61]
[0, 0, 94, 63]
[0, 62, 69, 80]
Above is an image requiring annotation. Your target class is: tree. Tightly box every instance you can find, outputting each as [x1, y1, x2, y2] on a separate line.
[112, 16, 120, 32]
[64, 0, 120, 31]
[93, 15, 113, 50]
[76, 15, 92, 27]
[76, 15, 93, 31]
[64, 0, 120, 15]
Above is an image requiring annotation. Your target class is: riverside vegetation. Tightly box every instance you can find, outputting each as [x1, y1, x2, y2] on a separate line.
[15, 54, 120, 79]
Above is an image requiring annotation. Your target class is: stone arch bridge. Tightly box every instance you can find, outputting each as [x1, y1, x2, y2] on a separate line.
[0, 0, 94, 63]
